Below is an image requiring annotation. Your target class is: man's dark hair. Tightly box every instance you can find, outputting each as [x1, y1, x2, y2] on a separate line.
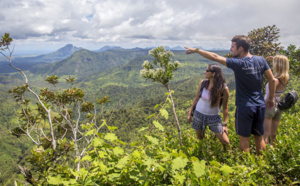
[231, 35, 251, 52]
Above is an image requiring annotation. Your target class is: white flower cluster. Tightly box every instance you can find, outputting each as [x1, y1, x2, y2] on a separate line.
[153, 68, 164, 79]
[142, 60, 154, 70]
[140, 47, 181, 84]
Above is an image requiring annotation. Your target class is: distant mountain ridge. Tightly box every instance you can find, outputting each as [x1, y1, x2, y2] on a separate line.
[29, 48, 149, 78]
[0, 44, 82, 73]
[94, 46, 123, 52]
[94, 45, 186, 52]
[13, 44, 82, 63]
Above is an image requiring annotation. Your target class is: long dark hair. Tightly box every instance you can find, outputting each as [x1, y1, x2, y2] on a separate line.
[207, 64, 226, 108]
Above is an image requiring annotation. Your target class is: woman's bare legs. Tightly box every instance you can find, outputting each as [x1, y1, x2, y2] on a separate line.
[270, 119, 280, 145]
[263, 117, 272, 144]
[215, 132, 230, 151]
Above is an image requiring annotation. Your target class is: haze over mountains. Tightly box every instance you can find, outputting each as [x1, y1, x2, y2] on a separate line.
[0, 43, 230, 87]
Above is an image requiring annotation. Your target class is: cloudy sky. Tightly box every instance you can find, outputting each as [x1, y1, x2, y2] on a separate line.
[1, 0, 300, 54]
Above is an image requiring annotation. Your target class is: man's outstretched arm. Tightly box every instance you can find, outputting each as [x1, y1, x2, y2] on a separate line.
[185, 47, 227, 66]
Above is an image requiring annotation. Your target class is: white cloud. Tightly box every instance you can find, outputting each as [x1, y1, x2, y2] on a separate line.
[0, 0, 299, 51]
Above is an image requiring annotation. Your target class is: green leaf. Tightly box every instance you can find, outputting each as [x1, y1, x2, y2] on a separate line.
[139, 127, 149, 132]
[62, 179, 77, 185]
[154, 104, 161, 109]
[153, 120, 164, 131]
[220, 165, 233, 177]
[113, 146, 124, 155]
[132, 150, 141, 159]
[93, 137, 104, 147]
[98, 151, 108, 158]
[147, 113, 156, 119]
[172, 157, 188, 172]
[108, 173, 121, 181]
[116, 156, 130, 169]
[81, 155, 92, 162]
[143, 157, 156, 167]
[210, 160, 221, 167]
[70, 169, 80, 177]
[104, 133, 118, 141]
[99, 162, 108, 173]
[247, 169, 258, 176]
[107, 126, 118, 131]
[193, 160, 206, 177]
[85, 129, 95, 136]
[160, 108, 168, 120]
[145, 135, 159, 145]
[174, 173, 186, 184]
[47, 176, 63, 185]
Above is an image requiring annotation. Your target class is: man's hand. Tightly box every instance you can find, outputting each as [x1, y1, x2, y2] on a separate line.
[184, 47, 196, 54]
[266, 99, 275, 110]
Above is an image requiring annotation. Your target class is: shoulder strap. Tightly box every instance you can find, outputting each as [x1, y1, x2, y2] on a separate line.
[278, 79, 286, 89]
[199, 79, 208, 98]
[279, 78, 294, 90]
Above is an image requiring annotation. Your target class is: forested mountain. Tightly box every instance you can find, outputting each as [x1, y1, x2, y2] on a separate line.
[28, 48, 151, 78]
[15, 44, 81, 63]
[94, 45, 123, 52]
[0, 44, 81, 73]
[77, 50, 231, 87]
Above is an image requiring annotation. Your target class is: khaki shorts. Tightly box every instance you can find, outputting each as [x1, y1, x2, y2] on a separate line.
[265, 104, 282, 121]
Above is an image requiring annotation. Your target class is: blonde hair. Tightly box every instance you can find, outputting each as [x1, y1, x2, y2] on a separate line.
[273, 55, 289, 84]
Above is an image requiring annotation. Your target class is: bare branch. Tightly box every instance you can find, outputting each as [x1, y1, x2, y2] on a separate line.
[40, 128, 50, 141]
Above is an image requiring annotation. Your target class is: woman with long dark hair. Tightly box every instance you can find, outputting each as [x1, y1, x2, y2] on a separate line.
[187, 64, 230, 150]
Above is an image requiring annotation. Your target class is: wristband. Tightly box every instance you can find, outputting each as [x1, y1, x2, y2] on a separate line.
[222, 122, 227, 126]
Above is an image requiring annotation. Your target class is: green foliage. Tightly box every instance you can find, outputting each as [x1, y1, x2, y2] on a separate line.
[65, 75, 76, 85]
[248, 25, 283, 60]
[96, 96, 111, 105]
[280, 44, 300, 76]
[23, 138, 75, 185]
[33, 109, 300, 186]
[0, 33, 13, 51]
[1, 35, 113, 184]
[45, 74, 60, 86]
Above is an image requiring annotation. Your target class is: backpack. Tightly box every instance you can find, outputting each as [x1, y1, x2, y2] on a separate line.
[191, 79, 225, 116]
[277, 80, 298, 110]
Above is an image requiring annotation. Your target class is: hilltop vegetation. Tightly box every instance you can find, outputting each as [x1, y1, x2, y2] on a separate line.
[0, 45, 235, 184]
[0, 26, 300, 185]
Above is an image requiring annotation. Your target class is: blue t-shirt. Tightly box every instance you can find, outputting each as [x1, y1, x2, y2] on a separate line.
[226, 55, 270, 106]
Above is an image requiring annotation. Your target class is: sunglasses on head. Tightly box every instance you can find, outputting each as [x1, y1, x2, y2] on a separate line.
[206, 69, 214, 72]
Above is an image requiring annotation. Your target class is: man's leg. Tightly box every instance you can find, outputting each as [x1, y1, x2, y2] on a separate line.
[254, 135, 266, 155]
[239, 136, 250, 152]
[253, 106, 266, 155]
[235, 106, 252, 152]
